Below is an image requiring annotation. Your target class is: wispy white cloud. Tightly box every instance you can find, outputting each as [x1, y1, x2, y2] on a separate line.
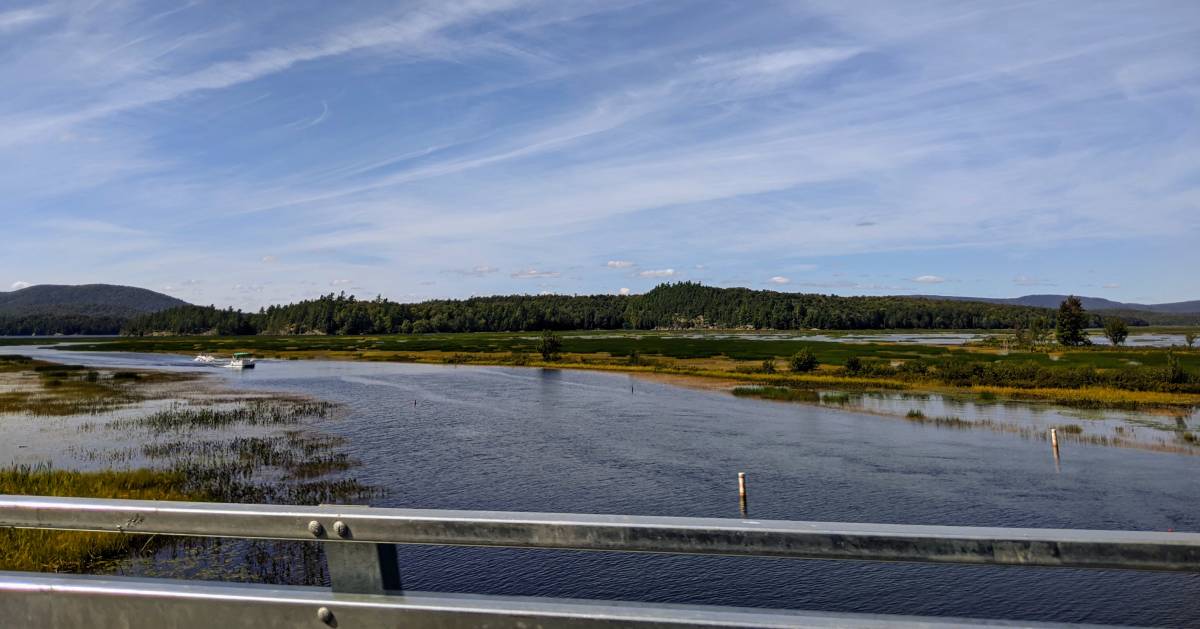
[0, 7, 55, 32]
[510, 269, 559, 279]
[451, 265, 499, 277]
[0, 1, 532, 147]
[693, 46, 863, 89]
[618, 287, 630, 295]
[637, 269, 675, 278]
[2, 1, 1197, 306]
[290, 100, 330, 130]
[913, 275, 945, 284]
[38, 218, 144, 235]
[768, 276, 790, 285]
[10, 281, 33, 290]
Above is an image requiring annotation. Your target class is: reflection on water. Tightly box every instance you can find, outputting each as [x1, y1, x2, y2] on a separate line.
[779, 389, 1200, 453]
[5, 345, 1200, 626]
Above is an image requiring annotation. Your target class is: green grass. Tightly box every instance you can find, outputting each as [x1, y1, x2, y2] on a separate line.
[49, 330, 1200, 368]
[0, 464, 203, 572]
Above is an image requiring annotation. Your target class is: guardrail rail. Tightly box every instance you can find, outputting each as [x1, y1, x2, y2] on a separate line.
[0, 495, 1197, 628]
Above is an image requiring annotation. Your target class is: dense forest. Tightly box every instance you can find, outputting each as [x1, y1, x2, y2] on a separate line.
[122, 282, 1102, 336]
[0, 314, 125, 335]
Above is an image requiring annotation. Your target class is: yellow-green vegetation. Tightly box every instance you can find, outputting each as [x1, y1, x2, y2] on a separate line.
[9, 329, 1200, 409]
[0, 354, 189, 416]
[0, 465, 205, 572]
[967, 385, 1200, 408]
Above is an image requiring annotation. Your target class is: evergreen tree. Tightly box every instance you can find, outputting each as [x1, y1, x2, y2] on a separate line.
[1055, 296, 1091, 346]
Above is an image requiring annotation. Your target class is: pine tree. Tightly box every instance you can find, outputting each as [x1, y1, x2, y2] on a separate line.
[1055, 296, 1091, 346]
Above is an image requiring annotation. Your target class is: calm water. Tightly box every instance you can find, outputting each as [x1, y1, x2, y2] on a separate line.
[10, 347, 1200, 626]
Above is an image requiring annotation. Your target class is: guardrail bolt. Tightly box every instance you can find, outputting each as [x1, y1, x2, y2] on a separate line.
[316, 606, 334, 625]
[308, 520, 325, 537]
[333, 520, 350, 538]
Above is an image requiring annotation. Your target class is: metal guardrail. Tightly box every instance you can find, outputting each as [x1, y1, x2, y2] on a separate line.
[0, 495, 1197, 628]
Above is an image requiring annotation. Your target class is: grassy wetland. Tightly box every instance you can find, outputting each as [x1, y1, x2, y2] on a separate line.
[0, 325, 1197, 570]
[32, 327, 1200, 410]
[0, 353, 375, 579]
[8, 326, 1198, 455]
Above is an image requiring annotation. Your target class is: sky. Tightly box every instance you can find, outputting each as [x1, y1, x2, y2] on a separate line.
[2, 0, 1198, 310]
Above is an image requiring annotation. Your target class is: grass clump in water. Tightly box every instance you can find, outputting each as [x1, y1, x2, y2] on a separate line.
[731, 386, 819, 403]
[111, 399, 336, 431]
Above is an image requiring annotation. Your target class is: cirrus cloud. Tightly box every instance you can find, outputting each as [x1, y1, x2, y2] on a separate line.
[637, 268, 675, 278]
[511, 269, 559, 279]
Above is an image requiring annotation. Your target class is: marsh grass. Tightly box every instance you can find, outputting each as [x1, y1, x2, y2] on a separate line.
[0, 464, 202, 572]
[731, 386, 819, 403]
[0, 357, 377, 579]
[109, 399, 337, 431]
[0, 359, 198, 416]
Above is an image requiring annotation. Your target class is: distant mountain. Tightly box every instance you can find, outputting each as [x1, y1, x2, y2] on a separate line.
[914, 294, 1200, 315]
[0, 284, 189, 335]
[0, 284, 188, 318]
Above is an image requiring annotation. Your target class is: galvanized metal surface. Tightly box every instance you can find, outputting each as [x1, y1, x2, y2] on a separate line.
[0, 572, 1117, 629]
[0, 495, 1197, 571]
[324, 542, 402, 594]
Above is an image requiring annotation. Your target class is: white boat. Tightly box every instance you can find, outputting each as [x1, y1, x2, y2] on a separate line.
[193, 354, 217, 363]
[225, 352, 256, 369]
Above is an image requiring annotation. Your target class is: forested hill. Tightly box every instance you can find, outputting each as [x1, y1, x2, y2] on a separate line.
[0, 284, 188, 335]
[123, 282, 1082, 336]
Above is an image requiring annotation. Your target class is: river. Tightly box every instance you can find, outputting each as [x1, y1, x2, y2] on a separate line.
[6, 346, 1200, 626]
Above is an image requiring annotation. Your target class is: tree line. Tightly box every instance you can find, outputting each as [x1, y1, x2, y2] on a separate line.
[121, 282, 1108, 336]
[0, 314, 126, 336]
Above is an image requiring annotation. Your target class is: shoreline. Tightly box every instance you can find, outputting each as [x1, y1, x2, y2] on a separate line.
[107, 345, 1200, 410]
[16, 347, 1196, 456]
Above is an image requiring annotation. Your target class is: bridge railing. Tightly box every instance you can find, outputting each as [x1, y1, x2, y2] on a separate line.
[0, 495, 1196, 628]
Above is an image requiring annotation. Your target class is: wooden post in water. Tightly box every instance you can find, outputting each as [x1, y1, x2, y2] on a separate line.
[738, 472, 748, 515]
[1050, 428, 1059, 450]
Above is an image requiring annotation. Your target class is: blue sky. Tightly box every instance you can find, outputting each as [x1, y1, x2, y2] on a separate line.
[2, 1, 1198, 309]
